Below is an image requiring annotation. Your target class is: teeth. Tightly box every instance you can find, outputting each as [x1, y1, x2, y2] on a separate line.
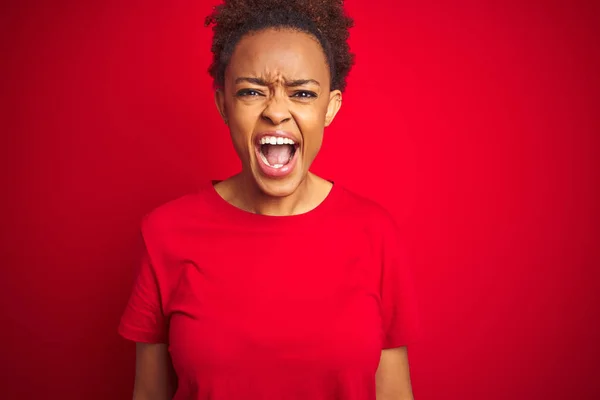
[259, 136, 296, 145]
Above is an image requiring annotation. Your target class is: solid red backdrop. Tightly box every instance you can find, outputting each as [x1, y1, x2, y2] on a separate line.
[2, 0, 599, 399]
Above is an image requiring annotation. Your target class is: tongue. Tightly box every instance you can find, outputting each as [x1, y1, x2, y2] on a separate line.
[264, 145, 292, 166]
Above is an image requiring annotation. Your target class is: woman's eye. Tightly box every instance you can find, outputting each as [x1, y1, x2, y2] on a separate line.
[236, 89, 262, 97]
[292, 91, 317, 99]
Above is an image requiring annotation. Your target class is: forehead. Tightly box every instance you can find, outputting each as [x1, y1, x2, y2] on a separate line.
[227, 28, 329, 82]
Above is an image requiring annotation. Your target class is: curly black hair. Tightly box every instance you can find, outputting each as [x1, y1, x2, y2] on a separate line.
[205, 0, 355, 92]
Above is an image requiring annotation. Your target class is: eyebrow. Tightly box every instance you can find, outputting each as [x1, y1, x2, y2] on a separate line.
[234, 77, 321, 87]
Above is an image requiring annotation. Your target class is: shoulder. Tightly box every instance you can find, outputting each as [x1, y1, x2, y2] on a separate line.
[140, 182, 218, 241]
[334, 184, 399, 233]
[332, 184, 410, 251]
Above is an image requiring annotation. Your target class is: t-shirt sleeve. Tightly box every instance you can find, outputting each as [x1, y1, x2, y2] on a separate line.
[118, 237, 168, 344]
[380, 217, 420, 349]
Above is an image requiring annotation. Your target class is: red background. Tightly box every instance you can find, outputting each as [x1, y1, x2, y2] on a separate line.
[2, 0, 599, 399]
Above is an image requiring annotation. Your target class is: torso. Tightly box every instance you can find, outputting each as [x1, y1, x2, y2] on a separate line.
[127, 180, 414, 399]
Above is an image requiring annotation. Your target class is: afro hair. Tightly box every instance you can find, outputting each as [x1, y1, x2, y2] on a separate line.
[205, 0, 355, 92]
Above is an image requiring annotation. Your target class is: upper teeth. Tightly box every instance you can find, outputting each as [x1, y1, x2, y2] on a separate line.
[260, 136, 296, 145]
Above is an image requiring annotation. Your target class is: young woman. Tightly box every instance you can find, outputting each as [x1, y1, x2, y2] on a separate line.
[119, 1, 419, 399]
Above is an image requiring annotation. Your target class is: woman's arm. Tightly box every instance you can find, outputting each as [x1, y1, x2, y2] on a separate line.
[375, 347, 414, 400]
[133, 343, 175, 400]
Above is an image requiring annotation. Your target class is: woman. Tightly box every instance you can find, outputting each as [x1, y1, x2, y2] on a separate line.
[118, 0, 419, 399]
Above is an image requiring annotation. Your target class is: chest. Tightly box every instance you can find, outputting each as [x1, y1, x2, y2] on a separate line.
[165, 226, 384, 376]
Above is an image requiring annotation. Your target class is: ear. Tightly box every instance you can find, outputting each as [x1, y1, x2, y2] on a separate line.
[324, 90, 342, 127]
[214, 89, 228, 124]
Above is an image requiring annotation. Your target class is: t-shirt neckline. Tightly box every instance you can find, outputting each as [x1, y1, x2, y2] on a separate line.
[205, 179, 340, 228]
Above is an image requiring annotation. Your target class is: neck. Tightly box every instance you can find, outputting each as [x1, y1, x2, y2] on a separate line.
[220, 172, 330, 216]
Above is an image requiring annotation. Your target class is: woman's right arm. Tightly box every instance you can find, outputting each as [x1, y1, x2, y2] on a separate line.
[133, 343, 174, 400]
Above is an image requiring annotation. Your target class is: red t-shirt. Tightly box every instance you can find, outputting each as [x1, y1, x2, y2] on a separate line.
[119, 181, 419, 400]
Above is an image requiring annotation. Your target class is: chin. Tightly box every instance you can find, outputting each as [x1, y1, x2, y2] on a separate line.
[254, 171, 306, 198]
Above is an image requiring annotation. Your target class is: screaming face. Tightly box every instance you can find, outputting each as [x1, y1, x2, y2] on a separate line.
[215, 28, 342, 198]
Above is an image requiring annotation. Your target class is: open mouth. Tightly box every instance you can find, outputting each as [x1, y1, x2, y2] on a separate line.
[257, 136, 299, 169]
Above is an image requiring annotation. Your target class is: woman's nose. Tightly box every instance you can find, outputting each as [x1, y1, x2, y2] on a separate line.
[261, 96, 292, 126]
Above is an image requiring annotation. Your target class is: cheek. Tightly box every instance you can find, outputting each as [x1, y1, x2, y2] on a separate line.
[294, 105, 328, 145]
[227, 104, 258, 148]
[228, 102, 254, 129]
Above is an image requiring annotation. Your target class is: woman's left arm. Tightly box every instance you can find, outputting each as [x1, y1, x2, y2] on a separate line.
[375, 347, 414, 400]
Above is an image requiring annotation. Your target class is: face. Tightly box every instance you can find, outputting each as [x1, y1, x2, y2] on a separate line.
[215, 28, 342, 198]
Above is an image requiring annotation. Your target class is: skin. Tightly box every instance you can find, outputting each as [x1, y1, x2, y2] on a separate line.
[133, 343, 173, 400]
[133, 28, 414, 400]
[214, 28, 341, 216]
[377, 347, 415, 400]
